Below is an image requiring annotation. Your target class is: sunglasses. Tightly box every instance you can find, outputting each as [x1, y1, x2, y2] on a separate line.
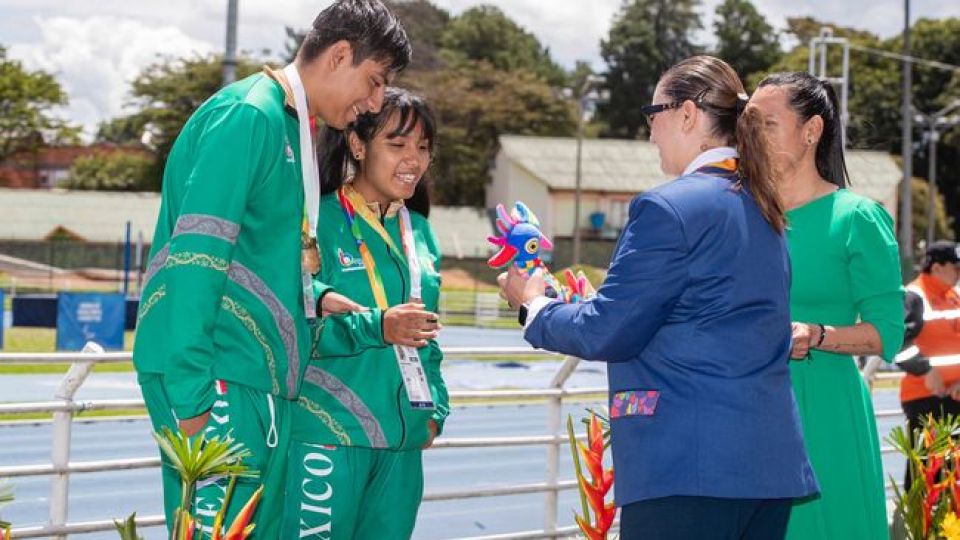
[640, 102, 683, 124]
[641, 90, 710, 125]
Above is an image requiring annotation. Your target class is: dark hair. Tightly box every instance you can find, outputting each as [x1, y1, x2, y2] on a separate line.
[758, 72, 849, 188]
[660, 55, 785, 233]
[319, 87, 437, 217]
[299, 0, 411, 74]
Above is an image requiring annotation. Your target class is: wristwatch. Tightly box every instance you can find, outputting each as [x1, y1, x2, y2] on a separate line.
[518, 303, 529, 326]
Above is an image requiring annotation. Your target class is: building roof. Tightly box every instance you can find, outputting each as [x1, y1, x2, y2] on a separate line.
[0, 188, 162, 243]
[498, 135, 903, 202]
[0, 188, 493, 257]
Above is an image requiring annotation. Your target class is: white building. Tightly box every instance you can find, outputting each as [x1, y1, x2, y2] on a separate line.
[488, 135, 904, 241]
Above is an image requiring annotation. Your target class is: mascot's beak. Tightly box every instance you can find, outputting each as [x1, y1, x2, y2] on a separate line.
[487, 244, 519, 268]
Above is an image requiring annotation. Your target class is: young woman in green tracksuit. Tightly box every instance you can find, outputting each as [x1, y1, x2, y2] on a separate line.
[282, 88, 449, 539]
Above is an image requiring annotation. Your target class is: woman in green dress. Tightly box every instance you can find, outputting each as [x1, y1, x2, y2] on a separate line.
[752, 72, 904, 539]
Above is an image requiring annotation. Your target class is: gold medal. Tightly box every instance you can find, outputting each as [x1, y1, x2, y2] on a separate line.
[301, 232, 320, 275]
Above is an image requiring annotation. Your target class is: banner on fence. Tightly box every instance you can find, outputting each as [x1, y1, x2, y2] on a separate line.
[56, 292, 125, 351]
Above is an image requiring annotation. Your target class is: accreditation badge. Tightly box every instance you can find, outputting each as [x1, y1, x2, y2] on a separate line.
[394, 344, 435, 409]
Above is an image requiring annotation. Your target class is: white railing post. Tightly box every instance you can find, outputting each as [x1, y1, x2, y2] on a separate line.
[543, 356, 582, 536]
[48, 342, 100, 540]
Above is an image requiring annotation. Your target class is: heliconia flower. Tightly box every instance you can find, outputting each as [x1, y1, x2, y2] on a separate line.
[600, 467, 614, 495]
[575, 515, 605, 540]
[588, 414, 604, 456]
[578, 471, 606, 516]
[598, 501, 617, 532]
[222, 486, 263, 540]
[578, 441, 603, 485]
[179, 512, 196, 540]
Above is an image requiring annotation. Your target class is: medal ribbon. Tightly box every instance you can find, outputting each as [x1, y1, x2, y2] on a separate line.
[337, 185, 417, 311]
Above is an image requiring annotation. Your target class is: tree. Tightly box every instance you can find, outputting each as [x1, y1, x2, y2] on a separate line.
[62, 151, 153, 191]
[911, 178, 955, 244]
[440, 5, 566, 85]
[95, 115, 148, 146]
[0, 45, 79, 162]
[118, 54, 263, 188]
[597, 0, 703, 139]
[406, 61, 577, 206]
[713, 0, 781, 82]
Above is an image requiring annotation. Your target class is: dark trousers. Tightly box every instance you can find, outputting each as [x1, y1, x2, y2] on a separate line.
[902, 396, 960, 489]
[619, 496, 793, 540]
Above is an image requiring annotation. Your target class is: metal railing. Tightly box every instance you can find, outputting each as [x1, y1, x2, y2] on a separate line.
[0, 346, 606, 540]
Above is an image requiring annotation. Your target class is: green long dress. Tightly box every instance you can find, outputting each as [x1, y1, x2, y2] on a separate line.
[784, 189, 904, 539]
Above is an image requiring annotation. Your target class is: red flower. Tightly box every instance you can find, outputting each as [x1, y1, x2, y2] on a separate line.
[222, 486, 262, 540]
[575, 515, 605, 540]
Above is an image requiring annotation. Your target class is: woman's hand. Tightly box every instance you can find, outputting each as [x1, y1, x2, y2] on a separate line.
[383, 303, 441, 348]
[498, 266, 546, 310]
[790, 322, 816, 360]
[320, 291, 368, 317]
[423, 419, 439, 449]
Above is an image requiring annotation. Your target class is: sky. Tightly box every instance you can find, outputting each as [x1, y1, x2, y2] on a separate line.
[2, 0, 958, 138]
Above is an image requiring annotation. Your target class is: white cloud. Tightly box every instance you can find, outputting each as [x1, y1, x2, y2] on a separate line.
[8, 15, 215, 139]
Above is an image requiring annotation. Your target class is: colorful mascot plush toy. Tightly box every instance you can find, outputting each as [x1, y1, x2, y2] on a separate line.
[487, 201, 595, 303]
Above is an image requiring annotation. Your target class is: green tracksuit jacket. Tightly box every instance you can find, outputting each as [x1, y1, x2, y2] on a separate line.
[293, 192, 450, 450]
[133, 73, 312, 418]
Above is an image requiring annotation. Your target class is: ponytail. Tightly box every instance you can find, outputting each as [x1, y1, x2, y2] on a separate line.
[737, 105, 785, 233]
[661, 56, 786, 233]
[818, 82, 849, 188]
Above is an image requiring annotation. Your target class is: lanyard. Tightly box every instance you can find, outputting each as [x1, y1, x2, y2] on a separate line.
[337, 186, 421, 310]
[282, 64, 320, 241]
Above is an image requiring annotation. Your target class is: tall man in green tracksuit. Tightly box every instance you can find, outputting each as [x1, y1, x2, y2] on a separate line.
[132, 2, 411, 537]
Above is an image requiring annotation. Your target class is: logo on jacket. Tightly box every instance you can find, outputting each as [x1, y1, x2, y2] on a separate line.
[284, 136, 295, 163]
[338, 248, 365, 272]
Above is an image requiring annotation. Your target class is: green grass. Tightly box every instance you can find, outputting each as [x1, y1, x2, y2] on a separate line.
[0, 408, 147, 422]
[1, 328, 135, 353]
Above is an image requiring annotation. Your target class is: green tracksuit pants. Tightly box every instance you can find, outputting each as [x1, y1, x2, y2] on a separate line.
[281, 441, 424, 539]
[140, 375, 291, 539]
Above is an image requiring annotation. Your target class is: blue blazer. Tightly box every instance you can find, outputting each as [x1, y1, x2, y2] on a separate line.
[526, 173, 819, 506]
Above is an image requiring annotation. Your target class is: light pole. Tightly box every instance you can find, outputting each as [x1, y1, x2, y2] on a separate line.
[899, 0, 914, 263]
[914, 100, 960, 246]
[571, 75, 605, 267]
[222, 0, 239, 86]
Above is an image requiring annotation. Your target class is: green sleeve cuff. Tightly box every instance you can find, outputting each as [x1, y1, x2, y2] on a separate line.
[312, 280, 333, 303]
[163, 374, 217, 420]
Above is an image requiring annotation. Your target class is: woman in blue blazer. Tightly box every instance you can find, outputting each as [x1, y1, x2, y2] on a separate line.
[500, 56, 819, 539]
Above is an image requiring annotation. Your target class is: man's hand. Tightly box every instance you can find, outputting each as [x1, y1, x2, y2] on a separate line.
[321, 291, 368, 318]
[790, 322, 815, 360]
[936, 378, 960, 401]
[178, 410, 211, 437]
[383, 303, 441, 348]
[423, 419, 439, 449]
[498, 266, 546, 310]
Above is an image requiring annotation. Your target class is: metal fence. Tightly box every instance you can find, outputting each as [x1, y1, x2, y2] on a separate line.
[0, 347, 610, 540]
